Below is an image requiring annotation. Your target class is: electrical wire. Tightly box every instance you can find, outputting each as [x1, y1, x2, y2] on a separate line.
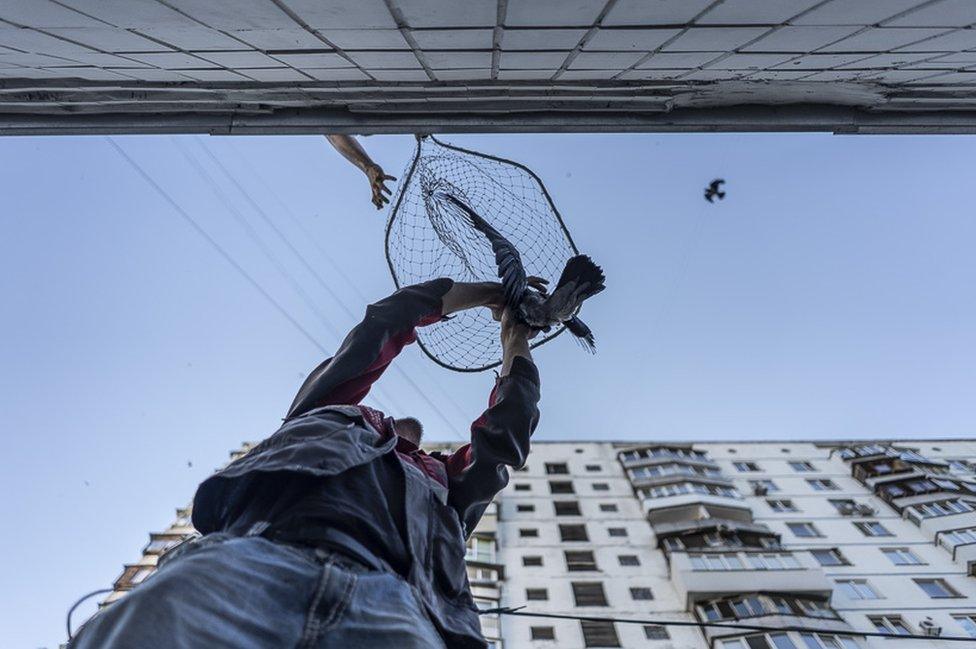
[198, 139, 469, 440]
[479, 606, 976, 643]
[169, 139, 407, 415]
[221, 139, 478, 424]
[104, 137, 404, 412]
[66, 587, 114, 640]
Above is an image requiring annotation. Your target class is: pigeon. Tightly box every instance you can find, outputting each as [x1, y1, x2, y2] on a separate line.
[704, 178, 726, 203]
[439, 193, 605, 351]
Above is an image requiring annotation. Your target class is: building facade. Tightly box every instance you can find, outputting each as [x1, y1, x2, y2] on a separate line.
[104, 440, 976, 648]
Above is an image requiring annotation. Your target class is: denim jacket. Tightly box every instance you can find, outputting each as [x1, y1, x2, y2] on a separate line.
[191, 279, 541, 648]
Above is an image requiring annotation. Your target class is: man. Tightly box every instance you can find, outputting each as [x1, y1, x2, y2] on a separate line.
[71, 277, 543, 648]
[326, 134, 397, 210]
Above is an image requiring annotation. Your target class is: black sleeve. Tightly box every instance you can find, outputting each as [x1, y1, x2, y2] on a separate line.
[284, 278, 454, 420]
[444, 356, 541, 536]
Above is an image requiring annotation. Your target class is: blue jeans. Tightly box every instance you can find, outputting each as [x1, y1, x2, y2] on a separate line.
[70, 533, 450, 649]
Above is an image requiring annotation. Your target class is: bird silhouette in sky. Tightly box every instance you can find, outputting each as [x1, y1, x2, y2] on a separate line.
[439, 193, 606, 351]
[704, 178, 726, 203]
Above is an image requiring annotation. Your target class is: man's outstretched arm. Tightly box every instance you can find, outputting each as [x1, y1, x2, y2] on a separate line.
[325, 134, 396, 210]
[285, 280, 514, 420]
[440, 312, 541, 535]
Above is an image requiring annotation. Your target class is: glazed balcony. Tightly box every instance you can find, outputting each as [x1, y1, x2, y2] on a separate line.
[670, 549, 832, 608]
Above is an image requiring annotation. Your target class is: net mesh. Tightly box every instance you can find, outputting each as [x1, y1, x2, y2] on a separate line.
[385, 136, 578, 372]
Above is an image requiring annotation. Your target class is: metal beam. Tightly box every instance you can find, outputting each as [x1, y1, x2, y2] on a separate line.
[3, 104, 976, 136]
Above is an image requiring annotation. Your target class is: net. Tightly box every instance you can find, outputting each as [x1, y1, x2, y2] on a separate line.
[385, 135, 579, 372]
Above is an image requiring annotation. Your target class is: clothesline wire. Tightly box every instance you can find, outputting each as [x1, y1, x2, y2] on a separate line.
[479, 606, 975, 643]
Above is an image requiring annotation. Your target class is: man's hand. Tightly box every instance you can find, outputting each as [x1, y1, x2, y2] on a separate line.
[325, 134, 396, 211]
[499, 306, 537, 376]
[442, 277, 548, 317]
[366, 163, 397, 210]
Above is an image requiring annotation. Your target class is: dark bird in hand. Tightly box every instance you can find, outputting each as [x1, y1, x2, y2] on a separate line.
[439, 193, 606, 351]
[704, 178, 726, 203]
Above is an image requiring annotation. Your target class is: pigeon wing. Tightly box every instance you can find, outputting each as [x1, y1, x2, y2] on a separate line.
[440, 193, 527, 307]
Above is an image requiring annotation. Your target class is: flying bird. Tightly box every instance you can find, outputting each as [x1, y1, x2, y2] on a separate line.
[704, 178, 726, 203]
[439, 193, 606, 351]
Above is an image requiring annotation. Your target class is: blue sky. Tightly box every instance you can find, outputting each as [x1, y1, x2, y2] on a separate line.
[2, 132, 975, 647]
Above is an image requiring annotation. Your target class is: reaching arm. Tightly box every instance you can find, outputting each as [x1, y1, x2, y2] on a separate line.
[285, 280, 518, 421]
[438, 312, 541, 535]
[325, 134, 396, 210]
[285, 279, 452, 420]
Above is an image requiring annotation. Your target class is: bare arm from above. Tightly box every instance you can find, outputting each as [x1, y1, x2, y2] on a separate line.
[325, 134, 397, 210]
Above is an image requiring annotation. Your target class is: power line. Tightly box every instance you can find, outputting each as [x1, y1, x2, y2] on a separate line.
[199, 139, 469, 440]
[66, 588, 114, 640]
[171, 138, 408, 415]
[105, 137, 402, 413]
[481, 607, 976, 643]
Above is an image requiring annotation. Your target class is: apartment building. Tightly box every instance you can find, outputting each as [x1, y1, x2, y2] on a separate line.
[102, 440, 976, 648]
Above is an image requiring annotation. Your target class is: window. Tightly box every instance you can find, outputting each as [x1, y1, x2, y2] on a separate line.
[607, 527, 627, 537]
[720, 634, 800, 648]
[554, 501, 582, 516]
[465, 536, 495, 562]
[914, 578, 961, 598]
[690, 553, 745, 571]
[789, 461, 816, 472]
[592, 482, 610, 491]
[516, 503, 535, 512]
[519, 528, 539, 538]
[581, 620, 620, 647]
[618, 554, 640, 566]
[586, 464, 602, 472]
[807, 478, 839, 491]
[869, 615, 911, 635]
[734, 461, 761, 472]
[881, 547, 924, 566]
[514, 483, 531, 491]
[910, 498, 975, 519]
[953, 614, 976, 638]
[549, 480, 574, 494]
[630, 587, 654, 600]
[787, 522, 822, 538]
[599, 503, 618, 512]
[522, 555, 543, 567]
[943, 526, 976, 547]
[129, 566, 154, 584]
[531, 626, 555, 640]
[811, 549, 849, 567]
[767, 499, 798, 512]
[565, 550, 597, 571]
[836, 579, 882, 600]
[572, 582, 609, 607]
[854, 521, 892, 537]
[144, 538, 181, 553]
[526, 588, 548, 601]
[798, 634, 861, 649]
[545, 462, 569, 474]
[468, 566, 497, 581]
[643, 625, 669, 640]
[560, 524, 589, 542]
[750, 479, 779, 493]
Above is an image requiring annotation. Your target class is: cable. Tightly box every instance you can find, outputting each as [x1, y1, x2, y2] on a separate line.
[479, 606, 976, 643]
[199, 139, 469, 439]
[105, 137, 403, 412]
[66, 587, 114, 640]
[170, 139, 406, 415]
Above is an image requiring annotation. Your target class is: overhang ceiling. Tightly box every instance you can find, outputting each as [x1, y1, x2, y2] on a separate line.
[3, 0, 976, 135]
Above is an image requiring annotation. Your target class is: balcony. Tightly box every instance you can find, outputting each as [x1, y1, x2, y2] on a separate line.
[670, 550, 832, 608]
[619, 445, 717, 469]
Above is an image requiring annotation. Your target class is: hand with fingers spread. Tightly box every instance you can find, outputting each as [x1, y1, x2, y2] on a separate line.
[366, 163, 397, 210]
[325, 134, 398, 211]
